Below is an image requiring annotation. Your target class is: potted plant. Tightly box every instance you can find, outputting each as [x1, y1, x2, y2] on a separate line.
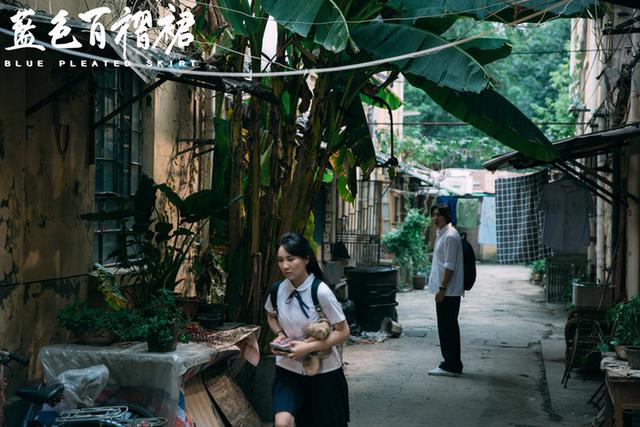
[57, 300, 116, 345]
[141, 289, 185, 353]
[82, 175, 218, 304]
[82, 175, 226, 349]
[608, 296, 640, 367]
[58, 300, 147, 345]
[191, 245, 227, 329]
[382, 209, 430, 289]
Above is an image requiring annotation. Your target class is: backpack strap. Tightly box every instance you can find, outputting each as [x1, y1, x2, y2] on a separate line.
[311, 276, 324, 316]
[270, 280, 284, 315]
[272, 276, 326, 316]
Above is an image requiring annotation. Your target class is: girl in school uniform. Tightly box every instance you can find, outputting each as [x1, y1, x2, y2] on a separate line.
[264, 232, 350, 427]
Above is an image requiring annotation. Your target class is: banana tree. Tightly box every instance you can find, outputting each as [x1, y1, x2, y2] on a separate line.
[190, 0, 600, 325]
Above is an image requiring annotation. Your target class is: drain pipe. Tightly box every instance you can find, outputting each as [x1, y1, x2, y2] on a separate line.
[595, 19, 609, 284]
[625, 31, 640, 298]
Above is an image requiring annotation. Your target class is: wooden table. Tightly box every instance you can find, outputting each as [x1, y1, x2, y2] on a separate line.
[602, 357, 640, 426]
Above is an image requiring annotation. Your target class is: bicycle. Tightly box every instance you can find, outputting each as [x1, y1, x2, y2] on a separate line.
[1, 348, 32, 427]
[1, 349, 168, 427]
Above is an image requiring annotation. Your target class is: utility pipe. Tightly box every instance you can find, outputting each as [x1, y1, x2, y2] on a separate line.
[625, 31, 640, 298]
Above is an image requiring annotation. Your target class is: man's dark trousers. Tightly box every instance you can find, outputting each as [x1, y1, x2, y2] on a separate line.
[436, 296, 463, 374]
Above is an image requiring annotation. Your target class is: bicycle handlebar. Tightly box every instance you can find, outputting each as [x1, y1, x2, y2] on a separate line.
[0, 349, 29, 366]
[9, 352, 29, 366]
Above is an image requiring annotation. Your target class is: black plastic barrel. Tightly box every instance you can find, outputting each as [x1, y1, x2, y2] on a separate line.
[345, 267, 399, 331]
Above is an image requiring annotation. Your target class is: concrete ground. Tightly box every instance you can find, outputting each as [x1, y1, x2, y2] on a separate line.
[343, 264, 601, 427]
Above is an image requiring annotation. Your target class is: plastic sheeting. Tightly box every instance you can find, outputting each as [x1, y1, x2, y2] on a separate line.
[39, 326, 260, 427]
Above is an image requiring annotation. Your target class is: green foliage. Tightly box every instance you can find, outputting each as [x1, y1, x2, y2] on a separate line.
[95, 264, 128, 310]
[140, 289, 186, 345]
[530, 55, 575, 141]
[387, 0, 602, 23]
[609, 297, 640, 347]
[82, 175, 215, 309]
[57, 300, 111, 335]
[377, 131, 504, 170]
[185, 0, 595, 325]
[401, 19, 575, 167]
[382, 209, 431, 277]
[57, 301, 145, 342]
[191, 246, 227, 304]
[352, 22, 494, 93]
[528, 259, 546, 283]
[108, 309, 146, 342]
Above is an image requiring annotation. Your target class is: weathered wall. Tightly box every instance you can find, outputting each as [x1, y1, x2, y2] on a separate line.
[0, 49, 94, 386]
[152, 82, 199, 195]
[147, 81, 201, 294]
[573, 9, 640, 298]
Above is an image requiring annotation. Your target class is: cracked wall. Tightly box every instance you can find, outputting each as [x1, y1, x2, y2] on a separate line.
[0, 50, 94, 384]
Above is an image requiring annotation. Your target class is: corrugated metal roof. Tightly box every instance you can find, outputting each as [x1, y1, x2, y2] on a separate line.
[483, 123, 640, 171]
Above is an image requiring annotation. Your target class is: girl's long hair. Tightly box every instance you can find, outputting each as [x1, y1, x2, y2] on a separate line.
[278, 232, 328, 283]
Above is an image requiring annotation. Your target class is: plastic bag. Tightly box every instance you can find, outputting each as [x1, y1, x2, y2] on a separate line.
[56, 364, 109, 410]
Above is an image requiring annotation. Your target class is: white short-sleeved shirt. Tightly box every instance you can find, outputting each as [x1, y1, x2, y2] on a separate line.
[264, 273, 346, 375]
[428, 223, 464, 296]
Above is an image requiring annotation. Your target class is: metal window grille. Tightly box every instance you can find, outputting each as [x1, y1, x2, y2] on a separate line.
[93, 69, 143, 265]
[336, 181, 384, 266]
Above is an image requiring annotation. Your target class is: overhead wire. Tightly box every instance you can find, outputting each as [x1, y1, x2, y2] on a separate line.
[181, 0, 539, 26]
[371, 121, 589, 126]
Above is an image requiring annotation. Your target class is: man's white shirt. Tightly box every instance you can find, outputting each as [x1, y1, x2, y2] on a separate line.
[428, 223, 464, 296]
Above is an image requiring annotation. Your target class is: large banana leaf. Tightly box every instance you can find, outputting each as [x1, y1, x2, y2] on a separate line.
[212, 117, 231, 211]
[407, 75, 556, 161]
[414, 16, 459, 34]
[342, 99, 377, 177]
[352, 23, 496, 93]
[262, 0, 350, 52]
[360, 77, 404, 110]
[387, 0, 602, 23]
[458, 38, 511, 65]
[217, 0, 260, 36]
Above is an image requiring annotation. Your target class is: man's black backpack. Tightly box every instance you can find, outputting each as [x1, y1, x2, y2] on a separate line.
[459, 232, 477, 291]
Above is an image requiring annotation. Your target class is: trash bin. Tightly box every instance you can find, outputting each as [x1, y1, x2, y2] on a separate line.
[345, 267, 399, 331]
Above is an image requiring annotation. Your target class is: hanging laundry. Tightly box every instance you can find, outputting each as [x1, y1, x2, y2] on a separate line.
[496, 171, 552, 264]
[478, 197, 496, 245]
[436, 196, 458, 226]
[456, 198, 479, 229]
[539, 177, 595, 251]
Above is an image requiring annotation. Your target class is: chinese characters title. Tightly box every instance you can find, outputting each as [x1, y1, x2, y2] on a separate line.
[5, 5, 195, 57]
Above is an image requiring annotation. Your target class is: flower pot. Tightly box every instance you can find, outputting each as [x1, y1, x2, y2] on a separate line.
[78, 328, 115, 346]
[412, 275, 427, 290]
[147, 325, 178, 353]
[615, 345, 627, 360]
[175, 296, 200, 321]
[197, 303, 226, 329]
[626, 346, 640, 369]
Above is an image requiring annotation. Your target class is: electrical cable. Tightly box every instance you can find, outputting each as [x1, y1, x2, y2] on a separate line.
[183, 0, 537, 26]
[0, 272, 90, 289]
[370, 121, 589, 126]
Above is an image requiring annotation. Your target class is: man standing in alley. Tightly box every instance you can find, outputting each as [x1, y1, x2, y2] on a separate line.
[428, 205, 464, 377]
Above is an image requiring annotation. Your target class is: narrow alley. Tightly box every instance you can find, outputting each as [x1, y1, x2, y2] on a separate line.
[344, 264, 601, 427]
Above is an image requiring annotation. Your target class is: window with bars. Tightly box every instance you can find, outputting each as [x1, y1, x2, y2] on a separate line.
[92, 69, 143, 265]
